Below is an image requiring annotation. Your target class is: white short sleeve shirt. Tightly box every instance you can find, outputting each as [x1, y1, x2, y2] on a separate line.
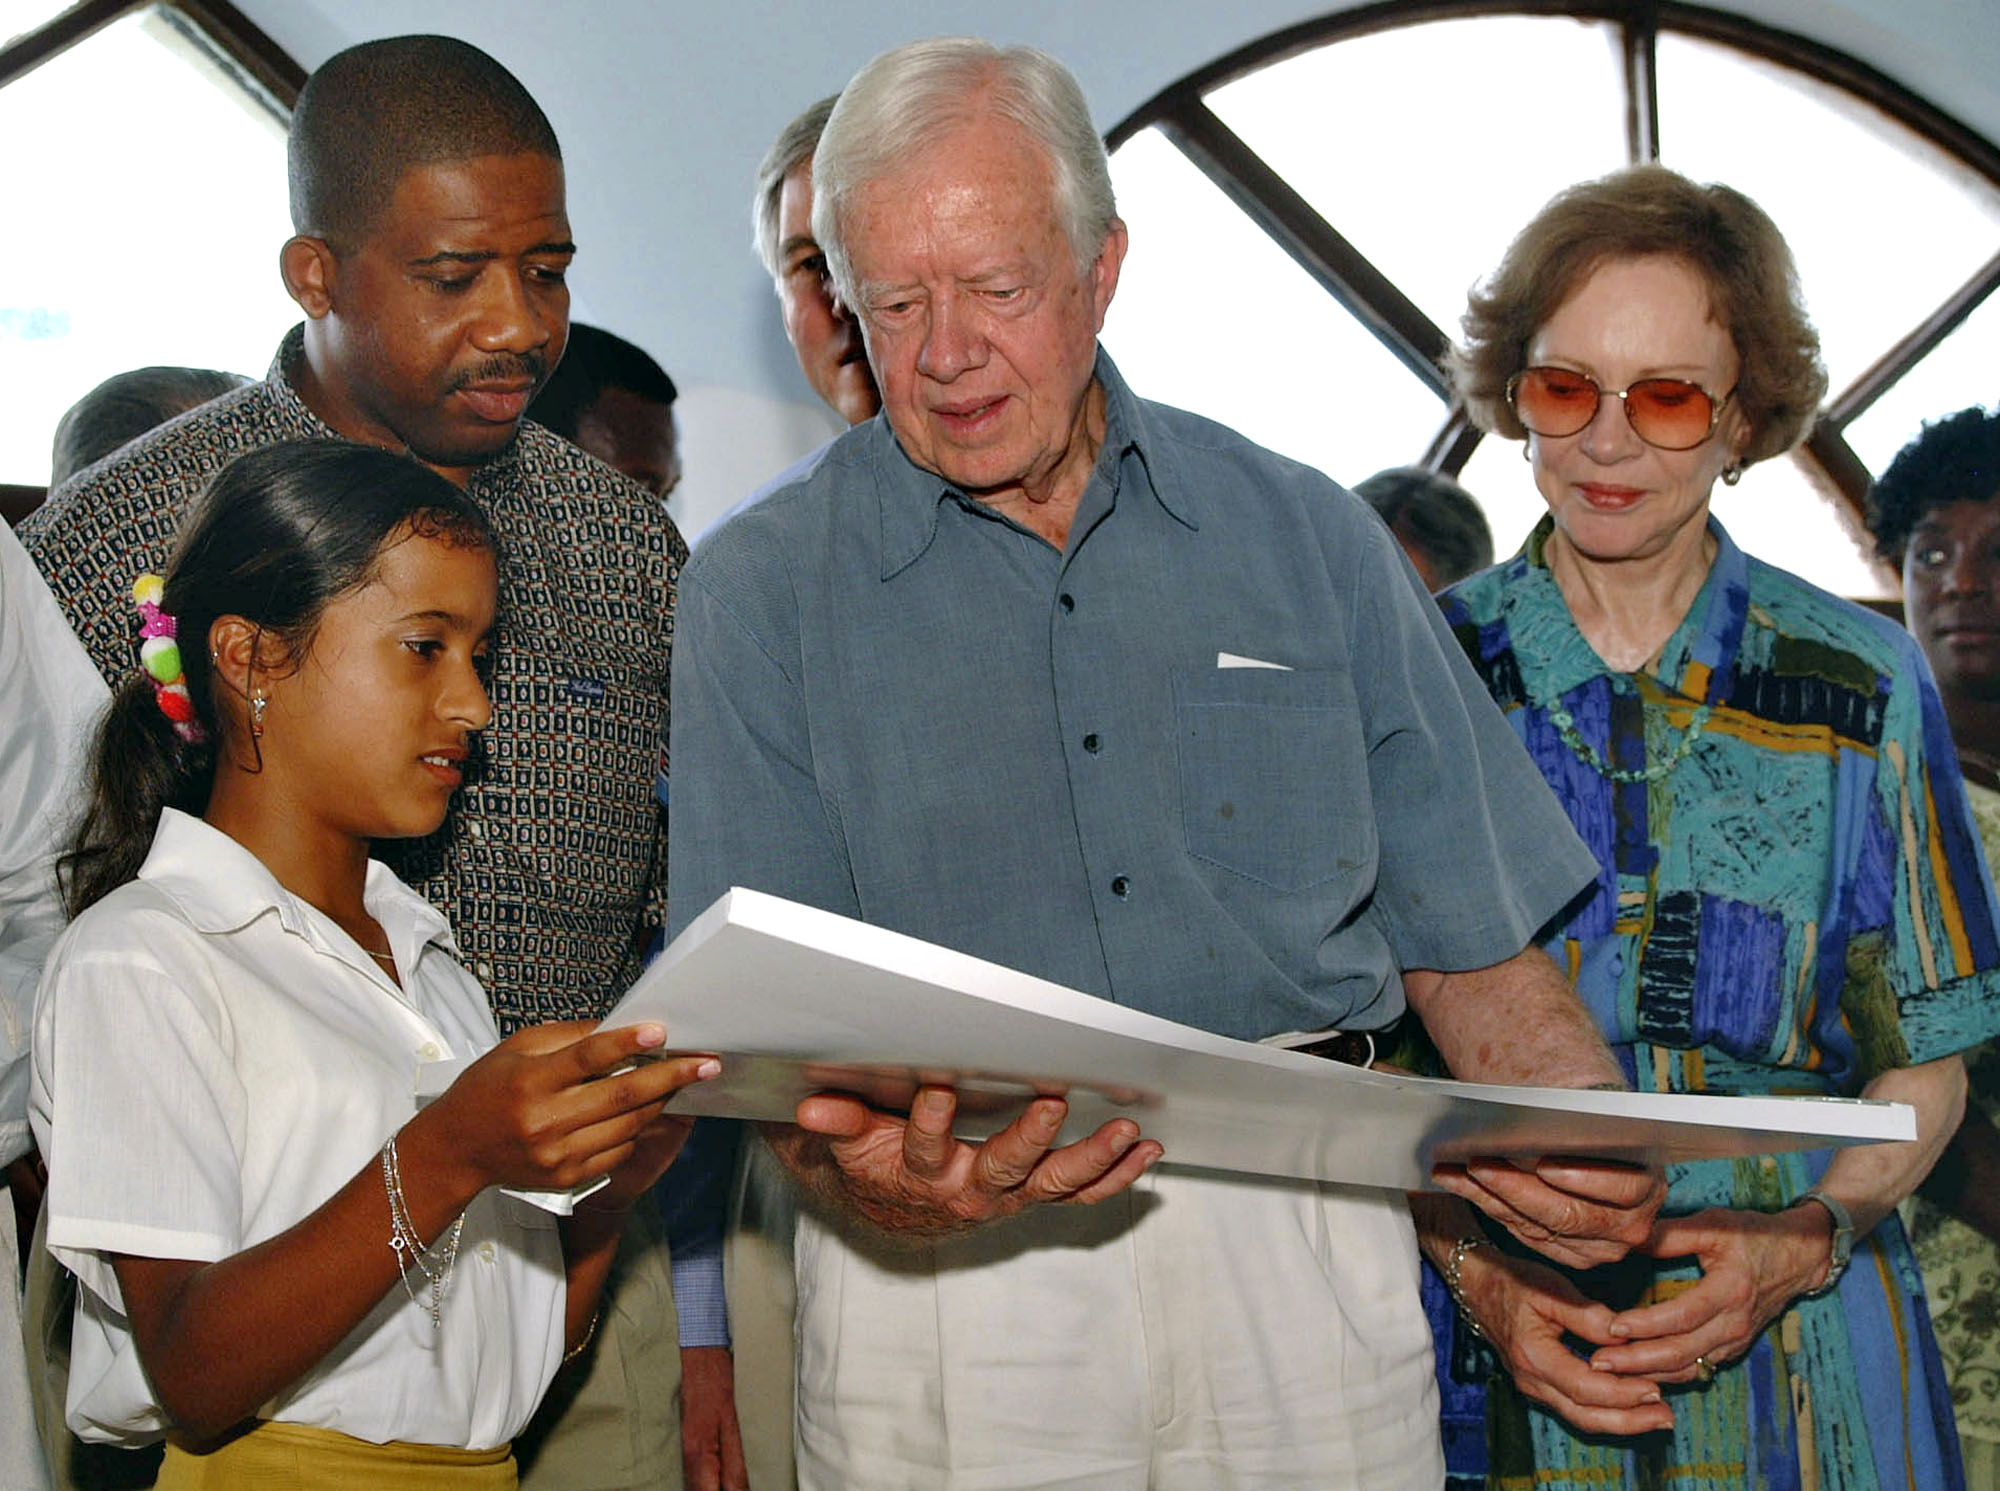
[0, 521, 107, 1168]
[29, 809, 566, 1449]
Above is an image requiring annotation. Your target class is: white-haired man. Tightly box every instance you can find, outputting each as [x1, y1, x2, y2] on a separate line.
[670, 38, 1665, 1487]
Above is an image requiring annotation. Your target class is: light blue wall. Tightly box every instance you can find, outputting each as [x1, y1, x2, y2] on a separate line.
[237, 0, 2000, 534]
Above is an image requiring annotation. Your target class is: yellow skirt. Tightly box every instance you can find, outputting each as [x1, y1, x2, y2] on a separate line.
[159, 1420, 516, 1489]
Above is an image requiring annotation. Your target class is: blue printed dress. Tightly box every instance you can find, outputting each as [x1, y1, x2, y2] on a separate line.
[1430, 517, 2000, 1490]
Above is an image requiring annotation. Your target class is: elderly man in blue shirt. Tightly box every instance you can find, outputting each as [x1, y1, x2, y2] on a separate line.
[670, 37, 1667, 1489]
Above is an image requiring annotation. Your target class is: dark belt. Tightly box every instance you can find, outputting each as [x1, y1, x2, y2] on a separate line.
[1284, 1030, 1375, 1067]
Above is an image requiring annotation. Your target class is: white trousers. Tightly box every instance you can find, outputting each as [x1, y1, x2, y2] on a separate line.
[793, 1167, 1444, 1490]
[2, 1195, 53, 1491]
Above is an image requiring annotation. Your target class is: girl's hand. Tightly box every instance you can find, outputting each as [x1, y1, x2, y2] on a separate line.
[413, 1021, 720, 1203]
[1587, 1204, 1834, 1383]
[590, 1110, 700, 1214]
[1452, 1242, 1673, 1436]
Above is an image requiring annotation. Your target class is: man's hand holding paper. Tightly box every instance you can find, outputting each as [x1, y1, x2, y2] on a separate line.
[773, 1086, 1162, 1237]
[1434, 1154, 1668, 1271]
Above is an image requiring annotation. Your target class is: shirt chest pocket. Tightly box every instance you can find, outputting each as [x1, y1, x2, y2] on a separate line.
[1171, 667, 1376, 894]
[480, 651, 665, 874]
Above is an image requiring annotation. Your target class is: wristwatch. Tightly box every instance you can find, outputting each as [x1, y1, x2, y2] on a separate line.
[1795, 1189, 1854, 1296]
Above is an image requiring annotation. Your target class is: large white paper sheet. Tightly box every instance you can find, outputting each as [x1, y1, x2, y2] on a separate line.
[607, 889, 1914, 1192]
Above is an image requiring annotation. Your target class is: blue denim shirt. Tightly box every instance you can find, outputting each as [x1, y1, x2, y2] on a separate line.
[667, 352, 1593, 1039]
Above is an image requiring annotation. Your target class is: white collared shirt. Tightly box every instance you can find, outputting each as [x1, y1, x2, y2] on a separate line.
[29, 810, 565, 1449]
[0, 521, 107, 1168]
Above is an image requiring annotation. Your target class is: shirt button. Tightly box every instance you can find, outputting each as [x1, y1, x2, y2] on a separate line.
[418, 1041, 443, 1061]
[1110, 875, 1131, 898]
[478, 1241, 497, 1263]
[1059, 593, 1075, 613]
[475, 961, 494, 981]
[467, 819, 485, 839]
[1083, 732, 1101, 754]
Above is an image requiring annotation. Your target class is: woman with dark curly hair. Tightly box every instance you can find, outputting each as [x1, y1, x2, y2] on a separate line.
[1869, 403, 2000, 1484]
[1418, 166, 2000, 1488]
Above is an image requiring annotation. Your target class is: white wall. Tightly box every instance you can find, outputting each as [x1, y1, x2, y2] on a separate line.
[238, 0, 2000, 539]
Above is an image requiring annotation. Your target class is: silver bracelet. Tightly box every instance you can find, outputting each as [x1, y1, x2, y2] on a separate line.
[1444, 1234, 1491, 1343]
[381, 1134, 465, 1330]
[563, 1308, 603, 1367]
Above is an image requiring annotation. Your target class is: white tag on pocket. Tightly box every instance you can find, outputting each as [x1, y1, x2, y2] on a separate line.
[1216, 652, 1291, 670]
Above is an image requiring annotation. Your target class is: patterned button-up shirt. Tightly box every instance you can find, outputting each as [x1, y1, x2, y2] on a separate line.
[1439, 515, 2000, 1098]
[22, 327, 683, 1032]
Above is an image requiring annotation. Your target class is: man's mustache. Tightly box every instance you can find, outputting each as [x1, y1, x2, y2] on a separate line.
[453, 352, 547, 390]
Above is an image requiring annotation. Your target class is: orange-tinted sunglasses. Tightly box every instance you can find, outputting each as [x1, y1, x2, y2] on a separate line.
[1507, 366, 1734, 452]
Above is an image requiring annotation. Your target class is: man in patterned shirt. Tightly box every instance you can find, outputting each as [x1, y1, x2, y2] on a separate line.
[22, 34, 695, 1491]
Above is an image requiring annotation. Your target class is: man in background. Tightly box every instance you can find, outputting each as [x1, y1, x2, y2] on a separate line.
[1354, 465, 1495, 591]
[689, 96, 881, 550]
[754, 96, 879, 429]
[48, 368, 250, 492]
[529, 322, 682, 501]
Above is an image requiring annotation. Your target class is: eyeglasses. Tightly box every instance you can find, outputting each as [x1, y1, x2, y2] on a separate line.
[1506, 366, 1734, 452]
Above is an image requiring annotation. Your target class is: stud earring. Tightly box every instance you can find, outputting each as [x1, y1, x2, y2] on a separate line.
[1721, 461, 1744, 487]
[250, 693, 267, 738]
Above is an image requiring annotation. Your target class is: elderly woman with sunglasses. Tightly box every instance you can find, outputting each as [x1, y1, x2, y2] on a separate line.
[1420, 165, 2000, 1488]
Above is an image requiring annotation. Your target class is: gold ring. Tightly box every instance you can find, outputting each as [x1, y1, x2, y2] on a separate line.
[1693, 1354, 1717, 1384]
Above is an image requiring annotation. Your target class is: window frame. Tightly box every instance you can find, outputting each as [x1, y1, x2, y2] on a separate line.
[1105, 0, 2000, 523]
[0, 1, 299, 515]
[0, 1, 300, 109]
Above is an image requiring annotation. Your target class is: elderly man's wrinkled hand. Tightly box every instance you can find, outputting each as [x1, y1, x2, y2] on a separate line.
[1433, 1155, 1667, 1270]
[788, 1085, 1162, 1237]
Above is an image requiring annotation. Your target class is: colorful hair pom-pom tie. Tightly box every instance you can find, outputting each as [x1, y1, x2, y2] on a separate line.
[133, 573, 206, 744]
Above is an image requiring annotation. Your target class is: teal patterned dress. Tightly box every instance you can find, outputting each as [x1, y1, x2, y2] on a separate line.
[1435, 517, 2000, 1490]
[1904, 778, 2000, 1485]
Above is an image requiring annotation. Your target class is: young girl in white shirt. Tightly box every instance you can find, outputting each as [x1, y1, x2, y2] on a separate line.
[30, 439, 714, 1488]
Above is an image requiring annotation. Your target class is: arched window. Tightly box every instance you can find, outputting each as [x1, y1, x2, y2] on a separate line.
[0, 2, 301, 502]
[1100, 2, 2000, 598]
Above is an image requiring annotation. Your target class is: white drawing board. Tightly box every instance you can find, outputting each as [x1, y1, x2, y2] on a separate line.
[604, 888, 1913, 1192]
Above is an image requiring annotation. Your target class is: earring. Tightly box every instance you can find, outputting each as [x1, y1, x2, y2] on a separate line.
[250, 692, 267, 738]
[1721, 461, 1744, 487]
[1520, 441, 1531, 463]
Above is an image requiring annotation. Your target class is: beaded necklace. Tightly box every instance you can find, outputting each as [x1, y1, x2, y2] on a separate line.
[1530, 520, 1718, 784]
[1542, 691, 1712, 784]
